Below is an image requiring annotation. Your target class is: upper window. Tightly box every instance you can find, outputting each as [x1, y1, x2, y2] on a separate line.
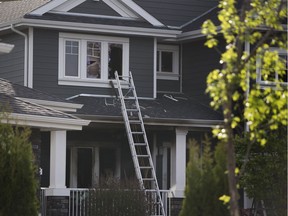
[256, 48, 287, 86]
[157, 44, 179, 80]
[59, 33, 129, 87]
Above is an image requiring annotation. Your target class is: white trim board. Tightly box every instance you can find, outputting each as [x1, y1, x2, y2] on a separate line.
[2, 113, 90, 131]
[18, 97, 83, 113]
[29, 0, 164, 27]
[7, 19, 180, 38]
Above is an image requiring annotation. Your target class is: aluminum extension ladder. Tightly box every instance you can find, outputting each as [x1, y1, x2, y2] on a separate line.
[114, 71, 165, 216]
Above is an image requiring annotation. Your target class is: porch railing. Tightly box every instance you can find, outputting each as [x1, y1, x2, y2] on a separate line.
[40, 188, 174, 216]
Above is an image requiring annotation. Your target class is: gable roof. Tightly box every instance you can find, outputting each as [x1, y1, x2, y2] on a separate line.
[135, 0, 219, 28]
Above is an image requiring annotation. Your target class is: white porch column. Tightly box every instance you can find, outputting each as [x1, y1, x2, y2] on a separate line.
[49, 130, 67, 189]
[170, 127, 188, 198]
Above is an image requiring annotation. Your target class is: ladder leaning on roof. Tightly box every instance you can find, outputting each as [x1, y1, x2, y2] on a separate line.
[114, 71, 165, 216]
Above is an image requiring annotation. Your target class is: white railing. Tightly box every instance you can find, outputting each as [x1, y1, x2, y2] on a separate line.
[40, 188, 173, 216]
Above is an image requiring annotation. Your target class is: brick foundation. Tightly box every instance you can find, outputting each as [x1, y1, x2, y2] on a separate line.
[170, 198, 184, 216]
[46, 196, 69, 216]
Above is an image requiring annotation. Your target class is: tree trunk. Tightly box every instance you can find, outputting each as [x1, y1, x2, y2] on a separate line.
[223, 98, 240, 216]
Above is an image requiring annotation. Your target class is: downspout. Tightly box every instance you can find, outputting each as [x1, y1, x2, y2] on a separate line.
[11, 24, 28, 87]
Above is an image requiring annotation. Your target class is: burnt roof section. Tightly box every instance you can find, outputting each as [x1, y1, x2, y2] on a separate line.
[135, 0, 219, 27]
[70, 93, 222, 123]
[0, 0, 50, 24]
[0, 78, 72, 103]
[24, 13, 167, 29]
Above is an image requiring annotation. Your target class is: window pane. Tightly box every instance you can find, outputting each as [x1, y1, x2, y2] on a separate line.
[87, 41, 101, 79]
[65, 40, 79, 77]
[161, 51, 173, 72]
[108, 43, 123, 79]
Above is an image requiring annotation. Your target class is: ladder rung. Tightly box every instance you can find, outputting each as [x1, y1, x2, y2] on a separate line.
[129, 120, 141, 124]
[131, 131, 144, 134]
[143, 178, 155, 181]
[124, 97, 136, 100]
[140, 166, 152, 169]
[134, 143, 146, 146]
[137, 155, 149, 158]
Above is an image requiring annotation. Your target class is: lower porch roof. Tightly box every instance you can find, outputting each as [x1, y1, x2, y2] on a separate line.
[69, 93, 223, 127]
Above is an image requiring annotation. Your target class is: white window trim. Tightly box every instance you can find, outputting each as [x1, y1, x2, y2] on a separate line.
[256, 47, 287, 87]
[58, 32, 129, 88]
[157, 44, 179, 81]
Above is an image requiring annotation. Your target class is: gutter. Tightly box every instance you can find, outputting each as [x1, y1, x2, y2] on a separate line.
[3, 18, 181, 38]
[75, 114, 223, 128]
[10, 24, 28, 87]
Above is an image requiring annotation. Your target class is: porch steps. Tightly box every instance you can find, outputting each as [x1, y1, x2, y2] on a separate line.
[114, 71, 166, 216]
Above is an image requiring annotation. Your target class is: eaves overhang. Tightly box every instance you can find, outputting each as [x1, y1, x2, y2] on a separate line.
[1, 113, 90, 131]
[75, 114, 223, 128]
[0, 18, 181, 38]
[18, 97, 83, 113]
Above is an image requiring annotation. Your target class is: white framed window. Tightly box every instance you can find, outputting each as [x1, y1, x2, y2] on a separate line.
[59, 33, 129, 87]
[256, 48, 287, 86]
[156, 44, 179, 80]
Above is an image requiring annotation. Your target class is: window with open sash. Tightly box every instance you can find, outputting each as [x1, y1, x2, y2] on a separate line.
[59, 33, 129, 87]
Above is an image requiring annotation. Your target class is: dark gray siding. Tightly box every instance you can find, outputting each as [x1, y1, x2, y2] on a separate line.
[157, 80, 180, 93]
[33, 28, 154, 99]
[69, 0, 120, 16]
[130, 37, 154, 97]
[0, 33, 24, 84]
[182, 39, 221, 104]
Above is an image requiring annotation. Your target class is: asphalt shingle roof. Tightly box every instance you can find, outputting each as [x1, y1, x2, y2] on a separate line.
[0, 78, 72, 103]
[0, 0, 49, 24]
[0, 78, 78, 119]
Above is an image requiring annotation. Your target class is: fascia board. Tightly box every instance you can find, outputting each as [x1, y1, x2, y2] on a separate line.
[3, 113, 90, 130]
[18, 97, 83, 113]
[121, 0, 164, 27]
[29, 0, 68, 16]
[77, 114, 223, 128]
[11, 19, 181, 38]
[104, 0, 139, 18]
[175, 26, 221, 41]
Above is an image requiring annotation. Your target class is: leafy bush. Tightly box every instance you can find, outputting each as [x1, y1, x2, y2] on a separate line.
[0, 116, 38, 216]
[86, 178, 150, 216]
[180, 136, 229, 216]
[236, 127, 287, 216]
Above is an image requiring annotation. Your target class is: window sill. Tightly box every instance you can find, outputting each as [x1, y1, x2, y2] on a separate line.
[257, 80, 288, 88]
[157, 73, 179, 81]
[58, 78, 128, 88]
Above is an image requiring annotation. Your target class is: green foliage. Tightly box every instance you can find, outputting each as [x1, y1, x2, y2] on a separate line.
[202, 0, 287, 144]
[180, 137, 229, 216]
[86, 178, 150, 216]
[0, 115, 38, 216]
[202, 1, 287, 214]
[236, 127, 287, 215]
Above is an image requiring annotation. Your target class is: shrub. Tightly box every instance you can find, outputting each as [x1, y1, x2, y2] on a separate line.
[0, 116, 38, 216]
[86, 178, 150, 216]
[180, 136, 229, 216]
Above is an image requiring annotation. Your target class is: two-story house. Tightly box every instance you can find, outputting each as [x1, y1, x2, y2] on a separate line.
[0, 0, 232, 215]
